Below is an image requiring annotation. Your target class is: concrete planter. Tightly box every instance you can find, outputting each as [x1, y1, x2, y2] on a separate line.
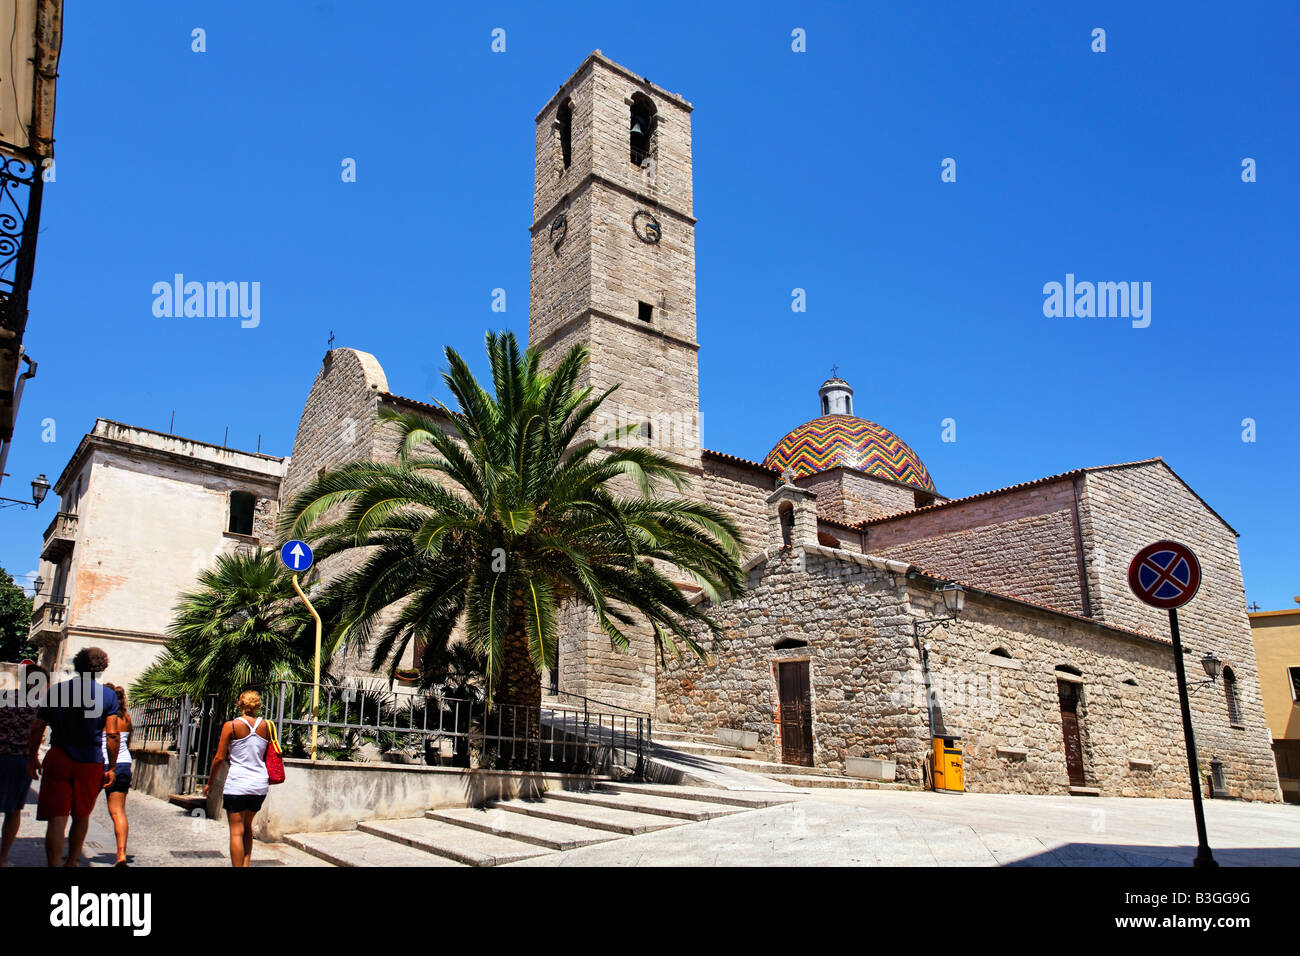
[717, 728, 760, 751]
[846, 757, 896, 781]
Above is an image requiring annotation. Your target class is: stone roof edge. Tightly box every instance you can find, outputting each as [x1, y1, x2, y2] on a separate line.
[732, 542, 1167, 648]
[856, 458, 1165, 529]
[534, 50, 693, 122]
[379, 392, 453, 420]
[701, 448, 778, 473]
[794, 462, 942, 498]
[52, 420, 285, 495]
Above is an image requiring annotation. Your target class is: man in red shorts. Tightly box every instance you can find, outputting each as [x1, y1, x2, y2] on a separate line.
[27, 647, 119, 867]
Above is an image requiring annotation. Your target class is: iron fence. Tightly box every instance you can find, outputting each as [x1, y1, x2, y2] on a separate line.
[145, 681, 649, 794]
[263, 681, 648, 778]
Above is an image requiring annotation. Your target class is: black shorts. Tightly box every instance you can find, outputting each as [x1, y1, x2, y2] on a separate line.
[222, 793, 266, 813]
[104, 765, 132, 795]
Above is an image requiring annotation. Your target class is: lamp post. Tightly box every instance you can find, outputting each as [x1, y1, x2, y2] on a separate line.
[0, 473, 49, 509]
[913, 581, 966, 782]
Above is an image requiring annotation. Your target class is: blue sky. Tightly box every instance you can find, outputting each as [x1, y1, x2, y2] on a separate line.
[3, 1, 1297, 609]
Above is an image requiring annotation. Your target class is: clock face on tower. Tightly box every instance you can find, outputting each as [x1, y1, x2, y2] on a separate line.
[632, 210, 661, 244]
[550, 213, 567, 251]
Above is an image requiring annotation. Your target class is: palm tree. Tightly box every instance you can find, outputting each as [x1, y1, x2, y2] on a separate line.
[281, 331, 745, 761]
[131, 549, 317, 706]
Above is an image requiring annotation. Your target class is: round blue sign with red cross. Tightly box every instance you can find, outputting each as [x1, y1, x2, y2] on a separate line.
[1128, 540, 1202, 610]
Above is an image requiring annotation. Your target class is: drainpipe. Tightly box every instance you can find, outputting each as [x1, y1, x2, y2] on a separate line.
[0, 351, 37, 490]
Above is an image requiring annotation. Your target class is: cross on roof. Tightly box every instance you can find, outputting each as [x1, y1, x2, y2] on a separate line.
[830, 363, 839, 379]
[328, 330, 335, 349]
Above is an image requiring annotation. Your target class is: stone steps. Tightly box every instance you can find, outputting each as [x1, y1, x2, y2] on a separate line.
[492, 795, 682, 835]
[544, 787, 748, 821]
[286, 784, 798, 867]
[424, 806, 618, 851]
[652, 726, 907, 791]
[776, 773, 912, 791]
[601, 782, 795, 808]
[284, 829, 468, 867]
[358, 817, 552, 867]
[651, 738, 757, 761]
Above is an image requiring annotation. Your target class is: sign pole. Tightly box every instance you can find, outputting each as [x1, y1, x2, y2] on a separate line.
[1127, 539, 1217, 868]
[1168, 607, 1216, 867]
[290, 571, 322, 763]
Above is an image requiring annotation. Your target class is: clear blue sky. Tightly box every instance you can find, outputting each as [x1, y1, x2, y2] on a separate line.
[3, 1, 1297, 610]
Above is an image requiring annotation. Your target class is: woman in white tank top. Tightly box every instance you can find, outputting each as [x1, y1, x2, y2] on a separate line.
[204, 690, 273, 867]
[103, 684, 133, 866]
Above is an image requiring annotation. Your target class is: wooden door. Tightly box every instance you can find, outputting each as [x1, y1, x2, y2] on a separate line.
[777, 661, 814, 767]
[1057, 681, 1086, 786]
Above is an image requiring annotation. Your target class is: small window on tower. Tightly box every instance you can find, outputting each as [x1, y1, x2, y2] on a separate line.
[228, 491, 256, 537]
[629, 93, 656, 167]
[821, 396, 829, 416]
[637, 301, 653, 323]
[845, 395, 853, 415]
[557, 99, 573, 169]
[640, 421, 653, 441]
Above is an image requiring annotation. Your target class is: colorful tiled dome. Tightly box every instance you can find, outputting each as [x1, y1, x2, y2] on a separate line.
[764, 380, 936, 491]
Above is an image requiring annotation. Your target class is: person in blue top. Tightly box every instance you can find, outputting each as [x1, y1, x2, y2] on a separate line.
[26, 647, 119, 867]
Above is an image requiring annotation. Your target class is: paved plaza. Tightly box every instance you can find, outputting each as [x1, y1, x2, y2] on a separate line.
[4, 781, 1298, 867]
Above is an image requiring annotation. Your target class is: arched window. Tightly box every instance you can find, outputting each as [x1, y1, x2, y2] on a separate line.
[821, 396, 829, 415]
[774, 637, 808, 650]
[845, 395, 853, 415]
[989, 647, 1012, 659]
[1055, 664, 1082, 677]
[557, 99, 573, 169]
[1224, 667, 1241, 724]
[629, 93, 656, 166]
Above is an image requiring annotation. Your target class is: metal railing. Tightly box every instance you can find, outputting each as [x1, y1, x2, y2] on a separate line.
[143, 682, 649, 794]
[262, 681, 648, 778]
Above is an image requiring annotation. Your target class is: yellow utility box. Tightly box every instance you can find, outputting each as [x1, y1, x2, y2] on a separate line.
[932, 735, 964, 793]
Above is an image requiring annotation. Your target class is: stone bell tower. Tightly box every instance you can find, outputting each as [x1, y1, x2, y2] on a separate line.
[528, 51, 701, 474]
[528, 53, 701, 711]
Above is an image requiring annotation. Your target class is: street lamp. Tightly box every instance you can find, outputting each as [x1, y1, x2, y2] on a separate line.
[914, 581, 968, 786]
[940, 582, 966, 616]
[1201, 652, 1222, 682]
[1, 473, 51, 510]
[32, 574, 44, 596]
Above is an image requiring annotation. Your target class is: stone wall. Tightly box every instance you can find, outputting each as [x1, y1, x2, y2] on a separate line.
[1076, 461, 1280, 800]
[658, 547, 932, 784]
[280, 348, 390, 512]
[700, 454, 775, 560]
[914, 584, 1194, 798]
[863, 477, 1088, 615]
[796, 467, 921, 524]
[656, 539, 1281, 800]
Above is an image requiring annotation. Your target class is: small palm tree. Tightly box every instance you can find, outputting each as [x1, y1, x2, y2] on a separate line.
[282, 331, 745, 760]
[132, 549, 317, 706]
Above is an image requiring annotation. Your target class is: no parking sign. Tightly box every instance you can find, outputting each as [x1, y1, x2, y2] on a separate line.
[1127, 540, 1201, 610]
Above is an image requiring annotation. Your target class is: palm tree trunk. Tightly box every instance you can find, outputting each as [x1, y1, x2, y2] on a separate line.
[495, 599, 541, 770]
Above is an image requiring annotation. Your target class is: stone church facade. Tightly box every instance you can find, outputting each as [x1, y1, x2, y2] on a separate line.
[30, 52, 1280, 801]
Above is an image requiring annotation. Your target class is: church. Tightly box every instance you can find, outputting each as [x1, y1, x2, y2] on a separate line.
[278, 53, 1278, 800]
[29, 52, 1281, 801]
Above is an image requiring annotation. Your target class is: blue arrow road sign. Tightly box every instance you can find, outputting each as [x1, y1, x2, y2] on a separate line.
[280, 539, 314, 572]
